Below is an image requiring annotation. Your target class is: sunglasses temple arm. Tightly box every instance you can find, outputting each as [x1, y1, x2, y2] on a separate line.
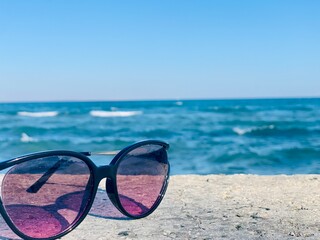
[26, 158, 64, 193]
[80, 151, 120, 156]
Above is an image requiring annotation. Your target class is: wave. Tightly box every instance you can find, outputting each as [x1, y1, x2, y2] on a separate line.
[18, 111, 59, 117]
[138, 129, 178, 138]
[274, 147, 320, 160]
[90, 110, 142, 118]
[233, 125, 275, 135]
[232, 125, 315, 137]
[20, 133, 38, 143]
[208, 106, 255, 113]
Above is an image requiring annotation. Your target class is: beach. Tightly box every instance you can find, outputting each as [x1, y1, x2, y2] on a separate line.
[1, 174, 320, 239]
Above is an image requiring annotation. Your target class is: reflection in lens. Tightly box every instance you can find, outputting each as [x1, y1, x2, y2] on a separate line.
[1, 155, 92, 239]
[116, 144, 169, 217]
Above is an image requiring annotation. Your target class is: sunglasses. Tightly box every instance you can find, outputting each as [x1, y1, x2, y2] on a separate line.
[0, 140, 170, 240]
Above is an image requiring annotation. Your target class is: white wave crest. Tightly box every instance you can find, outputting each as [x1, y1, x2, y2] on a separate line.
[233, 125, 275, 135]
[232, 127, 248, 135]
[20, 133, 38, 143]
[175, 101, 183, 106]
[18, 111, 59, 117]
[90, 110, 142, 118]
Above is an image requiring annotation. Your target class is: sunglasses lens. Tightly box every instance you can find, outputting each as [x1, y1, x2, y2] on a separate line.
[1, 155, 93, 239]
[116, 144, 169, 217]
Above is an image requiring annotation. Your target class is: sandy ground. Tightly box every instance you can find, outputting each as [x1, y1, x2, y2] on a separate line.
[1, 175, 320, 239]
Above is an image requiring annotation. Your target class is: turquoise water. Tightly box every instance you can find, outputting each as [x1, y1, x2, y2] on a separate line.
[1, 98, 320, 174]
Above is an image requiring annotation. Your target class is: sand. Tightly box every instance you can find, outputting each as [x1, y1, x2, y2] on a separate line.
[1, 175, 320, 239]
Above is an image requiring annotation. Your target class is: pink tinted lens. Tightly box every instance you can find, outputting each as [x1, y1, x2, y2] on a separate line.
[116, 144, 169, 217]
[1, 155, 92, 239]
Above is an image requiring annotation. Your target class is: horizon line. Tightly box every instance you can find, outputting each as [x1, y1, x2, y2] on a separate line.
[0, 96, 319, 104]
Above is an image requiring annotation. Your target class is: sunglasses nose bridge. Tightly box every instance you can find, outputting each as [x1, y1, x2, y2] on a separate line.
[96, 165, 115, 181]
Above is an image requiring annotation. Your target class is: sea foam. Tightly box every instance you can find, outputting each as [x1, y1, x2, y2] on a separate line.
[20, 133, 38, 143]
[233, 125, 275, 135]
[90, 110, 142, 117]
[18, 111, 59, 117]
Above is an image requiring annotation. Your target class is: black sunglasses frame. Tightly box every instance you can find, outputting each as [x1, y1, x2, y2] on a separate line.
[0, 140, 170, 240]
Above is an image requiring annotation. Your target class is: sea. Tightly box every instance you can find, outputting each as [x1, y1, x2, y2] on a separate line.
[0, 98, 320, 175]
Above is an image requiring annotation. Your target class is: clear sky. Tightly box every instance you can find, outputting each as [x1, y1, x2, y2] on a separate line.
[0, 1, 319, 102]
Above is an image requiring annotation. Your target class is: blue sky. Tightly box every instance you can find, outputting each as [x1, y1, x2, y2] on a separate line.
[0, 1, 319, 102]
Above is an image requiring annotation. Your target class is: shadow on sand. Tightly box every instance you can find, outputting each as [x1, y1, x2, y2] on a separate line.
[0, 189, 131, 240]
